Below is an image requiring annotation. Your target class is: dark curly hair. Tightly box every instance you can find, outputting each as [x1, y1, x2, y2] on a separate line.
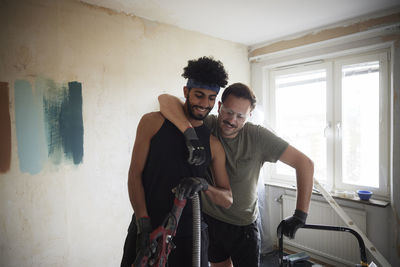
[182, 56, 228, 88]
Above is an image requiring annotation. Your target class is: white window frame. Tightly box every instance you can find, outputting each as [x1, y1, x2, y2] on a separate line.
[264, 50, 390, 198]
[267, 62, 333, 188]
[333, 52, 390, 196]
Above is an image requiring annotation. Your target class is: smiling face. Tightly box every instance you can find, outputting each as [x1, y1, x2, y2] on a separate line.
[217, 95, 252, 138]
[184, 87, 217, 124]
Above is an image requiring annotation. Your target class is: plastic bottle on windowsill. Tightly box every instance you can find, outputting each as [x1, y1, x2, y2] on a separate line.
[334, 190, 355, 199]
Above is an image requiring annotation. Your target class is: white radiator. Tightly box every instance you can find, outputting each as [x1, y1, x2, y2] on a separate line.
[281, 195, 367, 266]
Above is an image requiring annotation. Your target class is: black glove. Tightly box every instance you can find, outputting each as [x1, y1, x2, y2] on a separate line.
[183, 127, 206, 166]
[277, 209, 307, 239]
[136, 216, 152, 254]
[177, 177, 209, 199]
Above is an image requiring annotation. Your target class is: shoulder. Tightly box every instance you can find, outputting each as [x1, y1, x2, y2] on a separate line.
[242, 122, 288, 149]
[209, 134, 219, 146]
[244, 122, 289, 159]
[204, 115, 217, 129]
[243, 121, 264, 131]
[140, 111, 165, 125]
[209, 134, 224, 156]
[244, 122, 276, 138]
[138, 111, 165, 136]
[141, 111, 164, 121]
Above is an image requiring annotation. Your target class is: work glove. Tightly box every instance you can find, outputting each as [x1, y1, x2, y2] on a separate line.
[177, 177, 209, 199]
[136, 216, 152, 254]
[277, 209, 307, 239]
[183, 127, 206, 166]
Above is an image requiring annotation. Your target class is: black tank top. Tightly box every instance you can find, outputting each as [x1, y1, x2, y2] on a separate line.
[142, 119, 211, 237]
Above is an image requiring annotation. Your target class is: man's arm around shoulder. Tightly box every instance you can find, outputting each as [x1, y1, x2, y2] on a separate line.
[158, 94, 191, 133]
[159, 94, 208, 165]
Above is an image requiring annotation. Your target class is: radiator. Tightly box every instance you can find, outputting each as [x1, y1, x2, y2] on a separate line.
[281, 195, 367, 266]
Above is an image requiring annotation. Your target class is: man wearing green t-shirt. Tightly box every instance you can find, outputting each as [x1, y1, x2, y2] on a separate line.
[158, 82, 314, 267]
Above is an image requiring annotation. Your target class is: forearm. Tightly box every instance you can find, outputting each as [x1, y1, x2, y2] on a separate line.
[128, 171, 148, 218]
[204, 185, 233, 209]
[295, 158, 314, 213]
[158, 94, 191, 133]
[208, 137, 232, 208]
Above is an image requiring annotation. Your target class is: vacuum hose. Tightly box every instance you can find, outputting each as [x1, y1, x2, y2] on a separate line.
[192, 192, 201, 267]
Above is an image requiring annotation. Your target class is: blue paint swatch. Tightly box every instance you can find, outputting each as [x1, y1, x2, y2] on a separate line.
[14, 78, 84, 172]
[42, 79, 64, 164]
[60, 82, 84, 164]
[43, 80, 84, 165]
[14, 80, 47, 174]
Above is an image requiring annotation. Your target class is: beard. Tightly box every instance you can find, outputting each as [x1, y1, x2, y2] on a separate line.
[186, 97, 212, 121]
[217, 117, 241, 138]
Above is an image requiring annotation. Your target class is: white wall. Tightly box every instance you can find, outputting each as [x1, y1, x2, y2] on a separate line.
[0, 0, 250, 266]
[390, 32, 400, 267]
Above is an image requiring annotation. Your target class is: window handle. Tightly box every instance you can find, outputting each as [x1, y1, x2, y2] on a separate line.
[324, 122, 332, 138]
[336, 122, 341, 137]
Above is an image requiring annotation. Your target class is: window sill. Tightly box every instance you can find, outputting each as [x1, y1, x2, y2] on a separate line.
[265, 181, 389, 208]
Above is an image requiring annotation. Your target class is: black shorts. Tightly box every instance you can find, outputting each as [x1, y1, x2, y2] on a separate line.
[205, 214, 260, 267]
[121, 214, 209, 267]
[168, 231, 209, 267]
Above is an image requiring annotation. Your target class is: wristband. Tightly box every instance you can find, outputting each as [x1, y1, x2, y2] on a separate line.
[136, 216, 151, 233]
[293, 209, 308, 223]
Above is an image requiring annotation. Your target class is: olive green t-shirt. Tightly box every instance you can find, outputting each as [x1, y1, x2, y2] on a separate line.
[202, 115, 288, 226]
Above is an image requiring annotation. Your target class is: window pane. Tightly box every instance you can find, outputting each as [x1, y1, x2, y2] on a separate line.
[275, 69, 327, 182]
[341, 61, 379, 187]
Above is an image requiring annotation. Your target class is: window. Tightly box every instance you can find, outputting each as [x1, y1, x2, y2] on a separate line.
[266, 51, 390, 197]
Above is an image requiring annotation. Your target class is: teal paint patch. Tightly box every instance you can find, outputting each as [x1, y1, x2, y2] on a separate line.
[60, 82, 84, 164]
[43, 80, 84, 165]
[14, 80, 47, 174]
[42, 79, 65, 164]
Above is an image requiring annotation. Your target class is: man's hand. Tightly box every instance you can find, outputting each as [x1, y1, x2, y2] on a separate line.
[136, 217, 152, 254]
[177, 177, 209, 199]
[183, 127, 206, 166]
[277, 209, 307, 239]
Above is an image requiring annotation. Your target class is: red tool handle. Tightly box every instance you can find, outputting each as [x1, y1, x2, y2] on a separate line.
[132, 198, 187, 267]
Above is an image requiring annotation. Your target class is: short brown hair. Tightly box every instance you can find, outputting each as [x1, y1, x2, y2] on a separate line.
[221, 83, 256, 111]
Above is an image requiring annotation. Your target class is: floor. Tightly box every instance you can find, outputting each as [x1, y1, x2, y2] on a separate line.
[260, 250, 280, 266]
[260, 250, 325, 267]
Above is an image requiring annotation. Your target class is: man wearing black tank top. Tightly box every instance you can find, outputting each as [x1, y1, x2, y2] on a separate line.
[121, 56, 233, 267]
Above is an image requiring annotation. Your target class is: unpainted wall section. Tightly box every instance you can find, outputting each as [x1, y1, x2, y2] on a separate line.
[0, 0, 250, 266]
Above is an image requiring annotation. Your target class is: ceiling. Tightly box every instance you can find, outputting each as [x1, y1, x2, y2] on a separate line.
[81, 0, 400, 46]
